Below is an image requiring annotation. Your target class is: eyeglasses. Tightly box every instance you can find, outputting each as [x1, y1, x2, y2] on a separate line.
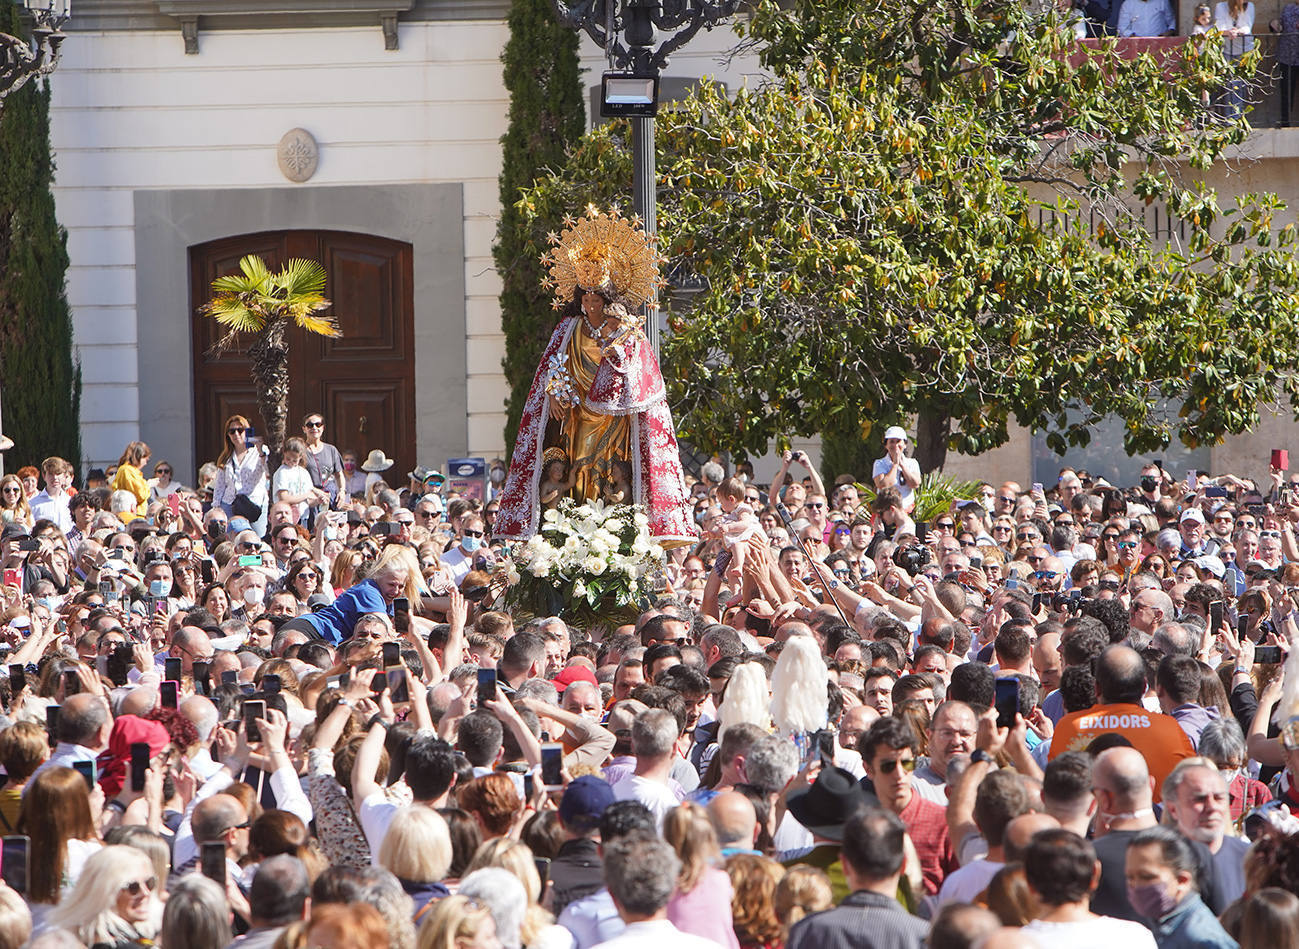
[121, 877, 158, 896]
[993, 524, 1012, 532]
[1016, 533, 1035, 541]
[1118, 541, 1137, 550]
[155, 468, 172, 475]
[1261, 530, 1282, 539]
[997, 495, 1015, 503]
[1102, 533, 1119, 541]
[238, 542, 258, 551]
[1032, 570, 1059, 580]
[1098, 579, 1121, 591]
[877, 757, 917, 775]
[805, 503, 825, 509]
[463, 529, 485, 538]
[1027, 555, 1046, 564]
[304, 420, 324, 428]
[228, 427, 246, 434]
[1, 487, 17, 494]
[276, 535, 297, 545]
[833, 569, 851, 578]
[935, 521, 955, 529]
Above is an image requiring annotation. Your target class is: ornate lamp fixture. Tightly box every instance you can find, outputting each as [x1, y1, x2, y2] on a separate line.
[0, 0, 70, 102]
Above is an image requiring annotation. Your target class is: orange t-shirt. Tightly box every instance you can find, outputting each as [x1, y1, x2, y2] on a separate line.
[1048, 702, 1193, 802]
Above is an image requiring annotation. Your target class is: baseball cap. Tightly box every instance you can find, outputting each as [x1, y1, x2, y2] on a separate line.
[1, 523, 29, 542]
[558, 775, 615, 833]
[551, 665, 598, 694]
[228, 516, 252, 534]
[1179, 508, 1205, 525]
[883, 426, 908, 442]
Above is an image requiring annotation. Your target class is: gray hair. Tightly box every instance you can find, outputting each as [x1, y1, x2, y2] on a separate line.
[1152, 622, 1196, 657]
[459, 867, 527, 949]
[631, 708, 679, 758]
[1197, 718, 1247, 768]
[1161, 756, 1224, 804]
[162, 875, 231, 949]
[515, 678, 559, 707]
[603, 834, 681, 917]
[744, 733, 800, 795]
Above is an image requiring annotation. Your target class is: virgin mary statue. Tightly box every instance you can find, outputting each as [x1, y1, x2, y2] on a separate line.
[493, 206, 696, 546]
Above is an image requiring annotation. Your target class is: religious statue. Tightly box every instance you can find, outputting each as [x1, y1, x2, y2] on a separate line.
[494, 206, 696, 546]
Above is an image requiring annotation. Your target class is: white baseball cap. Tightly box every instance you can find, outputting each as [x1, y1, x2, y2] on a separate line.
[884, 426, 908, 442]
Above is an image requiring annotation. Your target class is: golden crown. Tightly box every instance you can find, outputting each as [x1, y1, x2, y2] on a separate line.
[540, 205, 665, 312]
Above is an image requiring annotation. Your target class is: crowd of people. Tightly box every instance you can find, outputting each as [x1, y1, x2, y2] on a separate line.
[0, 416, 1297, 949]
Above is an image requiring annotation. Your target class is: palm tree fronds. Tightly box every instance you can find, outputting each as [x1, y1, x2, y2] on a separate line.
[202, 296, 267, 332]
[295, 314, 341, 338]
[239, 254, 273, 286]
[276, 258, 328, 298]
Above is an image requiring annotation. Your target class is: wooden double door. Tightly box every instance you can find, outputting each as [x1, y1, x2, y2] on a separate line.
[190, 230, 417, 482]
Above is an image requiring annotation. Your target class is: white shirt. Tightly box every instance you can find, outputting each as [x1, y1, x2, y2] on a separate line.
[593, 918, 722, 949]
[28, 489, 71, 532]
[935, 857, 1004, 910]
[872, 454, 921, 508]
[28, 742, 98, 788]
[440, 546, 474, 585]
[272, 465, 315, 522]
[610, 775, 683, 832]
[1022, 915, 1158, 949]
[358, 792, 402, 866]
[560, 888, 624, 949]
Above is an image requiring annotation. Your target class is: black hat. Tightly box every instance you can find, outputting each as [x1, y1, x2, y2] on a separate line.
[785, 765, 870, 841]
[1, 522, 29, 542]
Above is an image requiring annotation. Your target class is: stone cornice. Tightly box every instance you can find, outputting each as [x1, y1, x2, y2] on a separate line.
[65, 0, 510, 41]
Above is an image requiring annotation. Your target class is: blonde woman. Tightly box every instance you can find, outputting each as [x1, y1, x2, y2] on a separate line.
[663, 802, 740, 949]
[772, 865, 832, 943]
[462, 839, 567, 949]
[110, 441, 151, 517]
[417, 894, 502, 949]
[0, 475, 32, 528]
[280, 540, 419, 645]
[45, 845, 160, 949]
[379, 807, 453, 920]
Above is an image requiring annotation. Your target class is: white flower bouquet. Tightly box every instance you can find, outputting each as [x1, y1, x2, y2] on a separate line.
[504, 497, 666, 625]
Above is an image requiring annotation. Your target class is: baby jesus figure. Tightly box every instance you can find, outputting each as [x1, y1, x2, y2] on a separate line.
[601, 460, 633, 506]
[539, 448, 575, 509]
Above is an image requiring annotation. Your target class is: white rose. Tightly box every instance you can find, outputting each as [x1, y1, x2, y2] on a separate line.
[633, 512, 649, 526]
[564, 536, 581, 552]
[529, 561, 549, 578]
[576, 504, 594, 519]
[631, 538, 650, 555]
[573, 579, 587, 598]
[542, 509, 559, 524]
[584, 556, 607, 575]
[649, 544, 665, 561]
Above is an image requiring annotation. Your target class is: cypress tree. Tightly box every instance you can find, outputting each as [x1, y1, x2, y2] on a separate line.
[0, 4, 80, 474]
[494, 0, 585, 455]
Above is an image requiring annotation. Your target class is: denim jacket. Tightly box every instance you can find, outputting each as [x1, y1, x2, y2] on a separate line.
[1151, 893, 1238, 949]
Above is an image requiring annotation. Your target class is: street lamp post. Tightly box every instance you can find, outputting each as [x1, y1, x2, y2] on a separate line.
[0, 0, 70, 102]
[551, 0, 737, 353]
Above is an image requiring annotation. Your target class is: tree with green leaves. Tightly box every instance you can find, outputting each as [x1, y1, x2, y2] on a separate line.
[0, 2, 80, 473]
[494, 0, 586, 455]
[200, 255, 337, 462]
[519, 0, 1299, 476]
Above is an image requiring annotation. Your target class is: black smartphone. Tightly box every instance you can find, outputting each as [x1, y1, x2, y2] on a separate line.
[7, 664, 21, 698]
[1, 835, 29, 896]
[164, 657, 183, 683]
[1209, 601, 1223, 637]
[1238, 616, 1250, 641]
[200, 841, 226, 886]
[1032, 592, 1043, 613]
[813, 727, 837, 765]
[534, 856, 551, 890]
[45, 706, 58, 742]
[382, 642, 401, 668]
[916, 521, 928, 545]
[15, 538, 40, 552]
[72, 760, 95, 790]
[130, 741, 150, 793]
[221, 670, 238, 686]
[994, 677, 1020, 730]
[193, 661, 210, 697]
[476, 667, 497, 707]
[62, 670, 81, 697]
[160, 680, 179, 709]
[262, 673, 282, 695]
[523, 772, 535, 801]
[98, 579, 117, 604]
[200, 559, 215, 585]
[107, 644, 133, 687]
[244, 699, 266, 743]
[1256, 646, 1283, 664]
[393, 597, 410, 635]
[541, 742, 564, 787]
[1152, 459, 1163, 472]
[1204, 486, 1228, 498]
[371, 521, 395, 537]
[386, 666, 409, 705]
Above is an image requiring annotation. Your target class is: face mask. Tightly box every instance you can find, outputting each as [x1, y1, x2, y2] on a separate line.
[208, 522, 226, 541]
[243, 586, 265, 606]
[490, 468, 506, 485]
[462, 536, 482, 553]
[344, 461, 356, 471]
[695, 510, 707, 524]
[323, 526, 337, 541]
[36, 597, 57, 612]
[152, 581, 172, 598]
[1140, 475, 1159, 493]
[1127, 881, 1178, 920]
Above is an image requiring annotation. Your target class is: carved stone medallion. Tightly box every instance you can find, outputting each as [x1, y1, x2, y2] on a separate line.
[277, 128, 319, 183]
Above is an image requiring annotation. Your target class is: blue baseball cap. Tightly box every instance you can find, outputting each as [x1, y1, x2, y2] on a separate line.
[558, 775, 615, 832]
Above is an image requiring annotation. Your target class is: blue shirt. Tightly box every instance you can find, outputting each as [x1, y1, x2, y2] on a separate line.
[298, 579, 391, 645]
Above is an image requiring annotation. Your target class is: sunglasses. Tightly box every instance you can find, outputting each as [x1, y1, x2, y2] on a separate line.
[1261, 530, 1282, 539]
[1027, 556, 1046, 564]
[463, 529, 485, 538]
[276, 535, 297, 544]
[1016, 533, 1035, 541]
[1102, 533, 1119, 541]
[121, 877, 158, 896]
[238, 542, 259, 552]
[228, 427, 246, 434]
[155, 468, 172, 475]
[935, 521, 955, 529]
[993, 524, 1011, 532]
[1, 487, 18, 494]
[1118, 541, 1137, 550]
[1032, 570, 1059, 580]
[805, 503, 825, 509]
[877, 757, 917, 775]
[304, 420, 324, 428]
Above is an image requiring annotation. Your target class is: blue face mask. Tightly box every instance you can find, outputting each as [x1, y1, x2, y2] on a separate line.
[462, 536, 482, 553]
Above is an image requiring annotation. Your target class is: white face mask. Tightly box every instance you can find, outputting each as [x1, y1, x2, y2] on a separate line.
[243, 585, 265, 606]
